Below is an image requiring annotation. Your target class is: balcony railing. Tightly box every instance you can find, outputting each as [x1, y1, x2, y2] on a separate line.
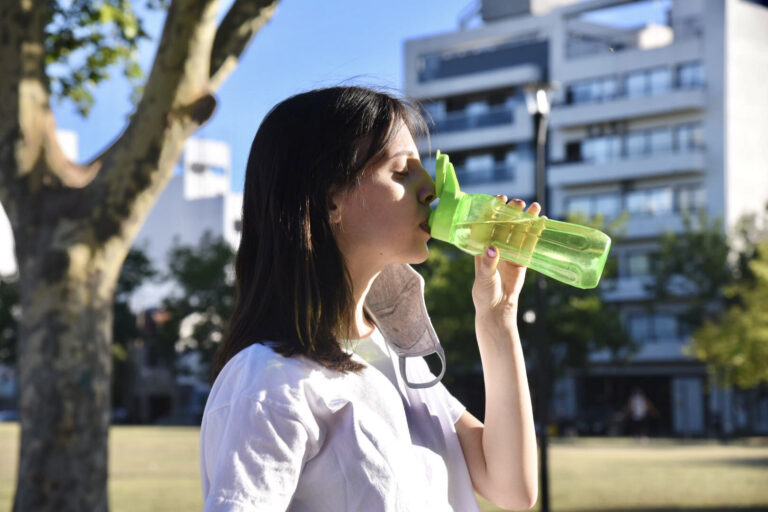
[430, 104, 515, 134]
[453, 163, 516, 185]
[418, 40, 547, 83]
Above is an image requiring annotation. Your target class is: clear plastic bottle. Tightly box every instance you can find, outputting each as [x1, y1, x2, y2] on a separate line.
[428, 151, 612, 289]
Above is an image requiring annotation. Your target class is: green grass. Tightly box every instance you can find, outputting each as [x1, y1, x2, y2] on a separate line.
[2, 423, 768, 511]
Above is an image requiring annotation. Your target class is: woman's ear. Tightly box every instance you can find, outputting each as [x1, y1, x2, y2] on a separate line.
[328, 186, 343, 224]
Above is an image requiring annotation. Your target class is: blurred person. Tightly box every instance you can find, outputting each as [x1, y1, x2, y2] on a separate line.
[199, 86, 539, 511]
[623, 387, 660, 442]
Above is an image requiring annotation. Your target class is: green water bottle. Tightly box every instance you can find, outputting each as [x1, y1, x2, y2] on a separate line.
[428, 151, 612, 289]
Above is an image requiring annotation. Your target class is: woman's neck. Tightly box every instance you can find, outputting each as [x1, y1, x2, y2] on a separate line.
[342, 263, 380, 339]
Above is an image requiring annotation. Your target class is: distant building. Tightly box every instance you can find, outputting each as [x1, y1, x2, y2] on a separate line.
[405, 0, 768, 436]
[130, 137, 243, 312]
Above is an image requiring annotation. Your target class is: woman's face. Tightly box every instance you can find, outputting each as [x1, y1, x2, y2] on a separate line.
[330, 121, 436, 274]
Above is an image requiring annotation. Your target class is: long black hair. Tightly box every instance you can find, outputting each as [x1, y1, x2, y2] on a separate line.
[211, 86, 428, 381]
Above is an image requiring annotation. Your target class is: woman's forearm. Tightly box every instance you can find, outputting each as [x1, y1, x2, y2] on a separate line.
[475, 311, 538, 507]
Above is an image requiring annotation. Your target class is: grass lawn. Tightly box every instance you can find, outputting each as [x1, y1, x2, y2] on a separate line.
[1, 423, 767, 511]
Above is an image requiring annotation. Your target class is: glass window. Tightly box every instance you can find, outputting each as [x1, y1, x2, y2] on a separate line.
[466, 101, 490, 116]
[649, 67, 672, 95]
[465, 154, 494, 171]
[585, 135, 622, 163]
[654, 314, 678, 339]
[626, 131, 649, 157]
[627, 188, 673, 215]
[602, 77, 619, 100]
[647, 188, 674, 214]
[649, 128, 673, 154]
[628, 314, 651, 340]
[566, 196, 592, 216]
[423, 101, 446, 121]
[678, 61, 705, 89]
[570, 82, 591, 104]
[627, 253, 651, 276]
[676, 122, 705, 150]
[677, 184, 706, 213]
[595, 194, 621, 217]
[626, 71, 648, 97]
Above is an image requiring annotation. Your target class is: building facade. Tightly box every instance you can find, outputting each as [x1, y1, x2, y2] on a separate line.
[405, 0, 768, 436]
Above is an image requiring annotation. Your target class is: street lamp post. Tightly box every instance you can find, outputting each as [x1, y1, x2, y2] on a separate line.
[523, 81, 557, 512]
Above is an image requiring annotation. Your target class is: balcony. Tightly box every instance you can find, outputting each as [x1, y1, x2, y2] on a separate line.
[550, 88, 706, 128]
[549, 148, 706, 187]
[420, 104, 532, 154]
[601, 275, 654, 302]
[453, 162, 516, 186]
[418, 40, 548, 83]
[431, 104, 514, 134]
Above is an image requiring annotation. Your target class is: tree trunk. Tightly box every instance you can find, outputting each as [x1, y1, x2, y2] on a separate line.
[13, 243, 124, 512]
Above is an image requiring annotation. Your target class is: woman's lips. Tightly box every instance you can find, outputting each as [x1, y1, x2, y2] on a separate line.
[419, 221, 431, 235]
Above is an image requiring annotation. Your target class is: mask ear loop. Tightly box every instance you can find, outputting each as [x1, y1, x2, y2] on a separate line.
[399, 344, 447, 389]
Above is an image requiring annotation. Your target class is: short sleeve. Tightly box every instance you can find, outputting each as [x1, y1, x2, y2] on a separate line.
[201, 398, 313, 511]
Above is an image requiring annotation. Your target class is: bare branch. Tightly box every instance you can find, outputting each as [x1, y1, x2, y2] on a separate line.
[84, 0, 222, 242]
[209, 0, 280, 90]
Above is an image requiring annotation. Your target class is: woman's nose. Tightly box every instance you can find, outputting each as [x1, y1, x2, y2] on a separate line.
[419, 166, 436, 205]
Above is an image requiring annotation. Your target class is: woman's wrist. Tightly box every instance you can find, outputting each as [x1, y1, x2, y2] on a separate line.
[475, 306, 519, 334]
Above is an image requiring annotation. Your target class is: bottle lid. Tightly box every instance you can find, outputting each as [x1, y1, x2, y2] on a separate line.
[428, 150, 464, 242]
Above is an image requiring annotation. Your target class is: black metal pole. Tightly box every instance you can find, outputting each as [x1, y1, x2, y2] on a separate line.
[533, 109, 552, 512]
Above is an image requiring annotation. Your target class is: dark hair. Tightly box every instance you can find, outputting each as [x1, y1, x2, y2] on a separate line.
[211, 86, 428, 381]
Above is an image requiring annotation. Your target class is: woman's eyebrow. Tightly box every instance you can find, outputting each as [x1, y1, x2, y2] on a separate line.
[388, 149, 418, 160]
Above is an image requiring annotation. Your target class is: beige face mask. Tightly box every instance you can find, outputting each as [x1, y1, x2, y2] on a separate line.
[364, 264, 447, 389]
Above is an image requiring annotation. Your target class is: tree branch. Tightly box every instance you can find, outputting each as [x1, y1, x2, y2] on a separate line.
[209, 0, 280, 90]
[84, 0, 222, 243]
[0, 1, 49, 221]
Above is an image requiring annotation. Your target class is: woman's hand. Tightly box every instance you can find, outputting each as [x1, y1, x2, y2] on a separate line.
[472, 196, 542, 324]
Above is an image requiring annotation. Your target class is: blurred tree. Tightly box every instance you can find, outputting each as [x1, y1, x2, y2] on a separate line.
[648, 211, 733, 331]
[693, 241, 768, 389]
[0, 1, 278, 509]
[156, 232, 235, 383]
[648, 207, 768, 434]
[416, 213, 636, 422]
[112, 247, 156, 415]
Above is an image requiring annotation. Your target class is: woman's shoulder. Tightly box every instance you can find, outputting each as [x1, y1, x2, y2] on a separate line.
[207, 342, 348, 415]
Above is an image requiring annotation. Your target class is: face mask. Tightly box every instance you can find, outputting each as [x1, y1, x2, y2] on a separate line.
[364, 264, 446, 389]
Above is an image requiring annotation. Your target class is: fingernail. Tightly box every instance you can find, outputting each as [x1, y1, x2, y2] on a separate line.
[486, 246, 497, 258]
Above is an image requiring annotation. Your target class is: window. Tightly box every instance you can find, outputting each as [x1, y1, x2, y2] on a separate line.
[582, 135, 621, 163]
[626, 252, 657, 277]
[677, 184, 706, 213]
[626, 131, 649, 157]
[565, 193, 620, 218]
[423, 101, 446, 121]
[649, 67, 672, 95]
[627, 312, 681, 341]
[568, 76, 620, 104]
[649, 127, 673, 154]
[625, 71, 648, 97]
[677, 61, 705, 89]
[566, 196, 592, 216]
[675, 123, 705, 150]
[595, 194, 621, 217]
[626, 187, 674, 216]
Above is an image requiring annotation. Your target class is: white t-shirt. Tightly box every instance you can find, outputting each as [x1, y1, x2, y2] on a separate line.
[200, 327, 480, 511]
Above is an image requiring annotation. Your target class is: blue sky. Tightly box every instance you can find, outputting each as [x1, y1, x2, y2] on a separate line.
[53, 0, 667, 193]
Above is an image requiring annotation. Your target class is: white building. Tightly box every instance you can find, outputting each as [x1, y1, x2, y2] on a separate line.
[130, 137, 243, 312]
[405, 0, 768, 436]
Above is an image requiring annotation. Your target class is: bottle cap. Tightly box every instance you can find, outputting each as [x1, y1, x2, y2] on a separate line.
[428, 150, 464, 242]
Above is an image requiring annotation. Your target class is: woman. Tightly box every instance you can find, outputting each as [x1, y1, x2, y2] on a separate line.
[201, 86, 538, 511]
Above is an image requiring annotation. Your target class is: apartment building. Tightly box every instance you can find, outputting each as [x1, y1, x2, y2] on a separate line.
[405, 0, 768, 436]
